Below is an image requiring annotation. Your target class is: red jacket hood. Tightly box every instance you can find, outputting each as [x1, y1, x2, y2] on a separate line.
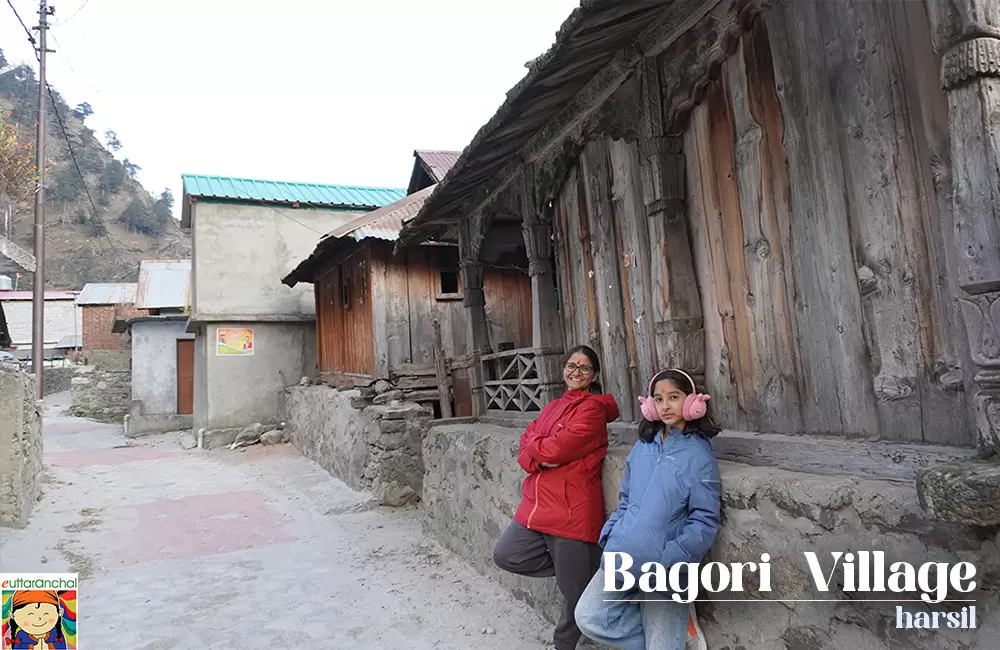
[564, 390, 621, 423]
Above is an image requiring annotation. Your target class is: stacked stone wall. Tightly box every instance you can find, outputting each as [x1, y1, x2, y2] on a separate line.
[0, 361, 42, 528]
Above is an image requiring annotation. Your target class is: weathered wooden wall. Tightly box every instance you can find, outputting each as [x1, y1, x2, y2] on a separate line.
[369, 241, 531, 370]
[550, 4, 973, 445]
[315, 247, 374, 378]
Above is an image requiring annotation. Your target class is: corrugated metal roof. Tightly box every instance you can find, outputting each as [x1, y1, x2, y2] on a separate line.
[136, 260, 191, 310]
[0, 290, 79, 301]
[415, 151, 461, 182]
[56, 334, 81, 349]
[282, 186, 438, 287]
[75, 283, 138, 305]
[326, 185, 436, 242]
[182, 174, 406, 209]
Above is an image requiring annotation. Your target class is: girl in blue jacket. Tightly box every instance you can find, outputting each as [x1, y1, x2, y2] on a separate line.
[574, 368, 722, 650]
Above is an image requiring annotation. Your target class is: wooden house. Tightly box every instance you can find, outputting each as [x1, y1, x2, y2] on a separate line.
[283, 180, 533, 418]
[396, 0, 1000, 464]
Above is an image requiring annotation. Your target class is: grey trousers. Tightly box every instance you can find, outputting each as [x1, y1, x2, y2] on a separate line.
[493, 520, 603, 650]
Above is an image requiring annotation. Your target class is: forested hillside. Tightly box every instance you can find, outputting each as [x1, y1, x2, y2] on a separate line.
[0, 48, 190, 289]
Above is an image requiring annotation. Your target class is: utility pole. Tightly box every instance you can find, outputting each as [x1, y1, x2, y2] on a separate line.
[31, 0, 54, 399]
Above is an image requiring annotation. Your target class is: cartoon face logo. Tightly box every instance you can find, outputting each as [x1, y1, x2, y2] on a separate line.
[3, 590, 75, 650]
[12, 601, 59, 637]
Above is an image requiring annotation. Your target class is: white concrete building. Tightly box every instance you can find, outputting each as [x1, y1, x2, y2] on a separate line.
[180, 174, 405, 443]
[114, 260, 195, 437]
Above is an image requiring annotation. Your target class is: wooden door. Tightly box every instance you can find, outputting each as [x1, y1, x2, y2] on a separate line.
[176, 339, 194, 415]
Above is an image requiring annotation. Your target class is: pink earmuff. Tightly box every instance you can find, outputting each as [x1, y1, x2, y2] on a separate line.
[636, 369, 711, 423]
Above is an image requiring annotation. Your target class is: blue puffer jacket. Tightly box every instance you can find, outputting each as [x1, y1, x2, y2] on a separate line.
[600, 427, 722, 574]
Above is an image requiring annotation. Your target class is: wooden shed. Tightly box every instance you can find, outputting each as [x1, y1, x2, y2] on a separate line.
[397, 0, 1000, 466]
[283, 183, 533, 418]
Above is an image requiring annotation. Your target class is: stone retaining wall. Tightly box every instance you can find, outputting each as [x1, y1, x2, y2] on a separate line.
[282, 385, 430, 506]
[0, 361, 42, 528]
[43, 367, 74, 396]
[71, 365, 130, 423]
[423, 422, 1000, 649]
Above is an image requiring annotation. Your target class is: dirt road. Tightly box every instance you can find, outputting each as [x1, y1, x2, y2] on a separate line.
[0, 392, 557, 649]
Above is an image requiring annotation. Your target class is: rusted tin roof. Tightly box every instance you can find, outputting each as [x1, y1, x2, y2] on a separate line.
[136, 260, 191, 310]
[75, 283, 138, 305]
[408, 151, 460, 194]
[415, 151, 460, 182]
[327, 185, 436, 242]
[282, 186, 437, 287]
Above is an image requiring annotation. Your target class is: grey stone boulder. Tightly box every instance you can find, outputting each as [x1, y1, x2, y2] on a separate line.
[230, 422, 266, 449]
[917, 461, 1000, 525]
[372, 390, 404, 405]
[260, 428, 288, 445]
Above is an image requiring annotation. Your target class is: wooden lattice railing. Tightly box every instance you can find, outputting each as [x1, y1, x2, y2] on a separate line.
[481, 346, 563, 413]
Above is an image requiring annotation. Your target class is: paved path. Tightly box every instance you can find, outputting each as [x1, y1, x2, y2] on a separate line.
[0, 392, 555, 649]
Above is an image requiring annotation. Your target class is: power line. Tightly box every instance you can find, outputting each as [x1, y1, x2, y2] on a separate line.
[5, 0, 35, 48]
[61, 0, 88, 23]
[45, 82, 129, 271]
[6, 0, 130, 276]
[254, 201, 327, 235]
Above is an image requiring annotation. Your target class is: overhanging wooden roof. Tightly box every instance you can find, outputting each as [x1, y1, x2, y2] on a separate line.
[396, 0, 760, 249]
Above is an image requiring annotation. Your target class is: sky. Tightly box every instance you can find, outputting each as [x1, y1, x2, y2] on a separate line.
[0, 0, 580, 217]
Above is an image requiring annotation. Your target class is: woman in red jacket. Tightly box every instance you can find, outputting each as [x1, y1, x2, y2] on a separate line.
[493, 345, 620, 650]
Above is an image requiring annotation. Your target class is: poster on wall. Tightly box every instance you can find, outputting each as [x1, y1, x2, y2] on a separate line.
[216, 328, 254, 356]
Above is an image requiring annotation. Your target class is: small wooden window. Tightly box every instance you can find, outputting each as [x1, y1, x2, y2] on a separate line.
[339, 264, 351, 311]
[437, 269, 462, 301]
[440, 270, 459, 295]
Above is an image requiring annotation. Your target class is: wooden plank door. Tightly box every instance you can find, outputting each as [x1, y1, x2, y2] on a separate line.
[176, 339, 194, 415]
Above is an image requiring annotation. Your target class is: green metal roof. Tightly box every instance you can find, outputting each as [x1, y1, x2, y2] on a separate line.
[182, 174, 406, 209]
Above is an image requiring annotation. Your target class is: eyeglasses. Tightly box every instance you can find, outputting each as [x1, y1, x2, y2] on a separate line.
[565, 362, 594, 375]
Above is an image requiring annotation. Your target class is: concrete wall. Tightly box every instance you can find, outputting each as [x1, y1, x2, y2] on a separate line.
[196, 322, 316, 432]
[282, 385, 429, 506]
[190, 201, 364, 319]
[422, 423, 1000, 650]
[193, 325, 209, 431]
[3, 299, 81, 349]
[0, 361, 42, 528]
[131, 320, 194, 415]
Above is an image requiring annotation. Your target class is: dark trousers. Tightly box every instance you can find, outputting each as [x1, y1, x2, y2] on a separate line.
[493, 520, 603, 650]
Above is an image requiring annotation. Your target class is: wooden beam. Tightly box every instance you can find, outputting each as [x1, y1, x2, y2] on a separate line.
[432, 319, 453, 419]
[927, 0, 1000, 455]
[520, 165, 565, 405]
[640, 58, 705, 379]
[581, 139, 635, 421]
[520, 165, 563, 352]
[458, 219, 491, 417]
[607, 424, 982, 482]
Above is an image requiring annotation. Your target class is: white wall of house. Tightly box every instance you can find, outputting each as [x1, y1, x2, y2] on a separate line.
[131, 319, 194, 416]
[3, 299, 81, 349]
[188, 201, 354, 432]
[190, 202, 363, 319]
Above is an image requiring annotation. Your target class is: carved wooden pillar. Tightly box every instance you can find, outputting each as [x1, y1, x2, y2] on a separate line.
[521, 165, 565, 404]
[638, 58, 706, 384]
[458, 217, 491, 417]
[926, 0, 1000, 455]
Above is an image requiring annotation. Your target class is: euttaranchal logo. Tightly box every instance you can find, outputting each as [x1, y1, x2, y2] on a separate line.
[1, 574, 78, 649]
